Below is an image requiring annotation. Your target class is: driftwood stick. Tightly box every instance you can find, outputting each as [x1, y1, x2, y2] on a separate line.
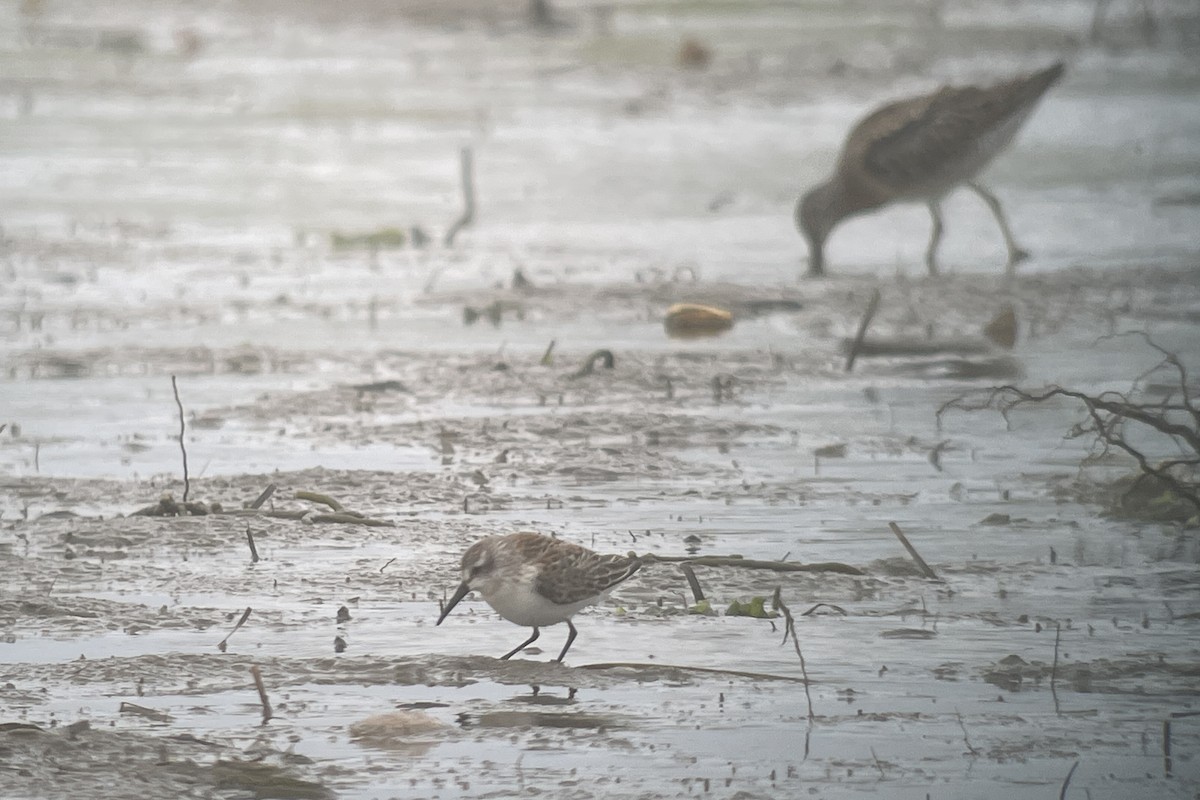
[170, 375, 190, 502]
[294, 490, 344, 512]
[643, 553, 863, 576]
[887, 522, 940, 580]
[679, 564, 705, 602]
[250, 665, 273, 725]
[249, 483, 276, 510]
[443, 146, 476, 246]
[218, 607, 252, 652]
[578, 662, 808, 683]
[844, 288, 882, 373]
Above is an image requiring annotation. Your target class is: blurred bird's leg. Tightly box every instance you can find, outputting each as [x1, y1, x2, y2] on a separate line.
[968, 182, 1029, 274]
[501, 627, 540, 660]
[925, 201, 944, 276]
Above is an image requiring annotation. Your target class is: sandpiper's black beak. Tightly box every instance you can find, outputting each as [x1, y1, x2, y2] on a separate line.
[436, 582, 471, 626]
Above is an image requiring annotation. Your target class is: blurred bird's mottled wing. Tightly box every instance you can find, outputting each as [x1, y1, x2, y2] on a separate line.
[859, 62, 1065, 194]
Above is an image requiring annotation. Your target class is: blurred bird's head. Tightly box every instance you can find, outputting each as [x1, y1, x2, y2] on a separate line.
[795, 181, 845, 278]
[436, 537, 502, 625]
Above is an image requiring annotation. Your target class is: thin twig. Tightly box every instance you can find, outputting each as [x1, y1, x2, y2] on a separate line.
[887, 522, 940, 580]
[844, 288, 882, 373]
[1059, 759, 1079, 799]
[170, 375, 190, 503]
[772, 587, 815, 720]
[250, 665, 273, 725]
[443, 146, 476, 246]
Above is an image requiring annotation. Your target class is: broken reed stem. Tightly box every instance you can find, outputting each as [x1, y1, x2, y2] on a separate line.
[245, 526, 260, 564]
[679, 563, 705, 602]
[772, 587, 815, 720]
[642, 553, 864, 576]
[887, 522, 940, 580]
[170, 375, 190, 503]
[443, 146, 476, 246]
[844, 288, 882, 373]
[249, 483, 277, 510]
[1059, 759, 1079, 799]
[250, 665, 273, 725]
[217, 607, 253, 652]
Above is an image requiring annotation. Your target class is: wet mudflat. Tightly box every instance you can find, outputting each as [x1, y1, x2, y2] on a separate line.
[3, 1, 1200, 799]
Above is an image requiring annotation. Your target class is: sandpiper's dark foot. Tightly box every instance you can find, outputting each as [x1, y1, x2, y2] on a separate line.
[1009, 247, 1031, 265]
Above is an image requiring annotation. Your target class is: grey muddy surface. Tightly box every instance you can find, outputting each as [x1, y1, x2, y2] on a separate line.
[2, 1, 1200, 798]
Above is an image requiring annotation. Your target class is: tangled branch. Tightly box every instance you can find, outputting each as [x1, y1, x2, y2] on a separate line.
[937, 333, 1199, 517]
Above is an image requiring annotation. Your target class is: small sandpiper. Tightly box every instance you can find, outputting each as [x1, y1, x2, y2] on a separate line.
[436, 532, 642, 663]
[797, 61, 1065, 277]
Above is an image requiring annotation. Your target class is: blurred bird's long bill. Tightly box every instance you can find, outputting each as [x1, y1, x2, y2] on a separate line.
[437, 582, 471, 625]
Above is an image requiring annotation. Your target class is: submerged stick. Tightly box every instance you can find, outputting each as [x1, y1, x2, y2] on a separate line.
[643, 553, 863, 576]
[679, 563, 705, 602]
[170, 375, 190, 502]
[887, 522, 940, 580]
[250, 665, 273, 725]
[218, 607, 253, 652]
[443, 146, 476, 246]
[844, 288, 882, 372]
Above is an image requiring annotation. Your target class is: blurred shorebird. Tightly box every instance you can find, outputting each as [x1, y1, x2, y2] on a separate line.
[436, 532, 642, 663]
[796, 61, 1065, 277]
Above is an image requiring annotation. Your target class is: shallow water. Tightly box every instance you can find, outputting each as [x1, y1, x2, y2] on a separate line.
[2, 1, 1200, 798]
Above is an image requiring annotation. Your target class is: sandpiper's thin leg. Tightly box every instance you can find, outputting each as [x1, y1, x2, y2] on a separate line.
[925, 201, 944, 276]
[967, 182, 1029, 273]
[501, 627, 540, 660]
[555, 620, 579, 663]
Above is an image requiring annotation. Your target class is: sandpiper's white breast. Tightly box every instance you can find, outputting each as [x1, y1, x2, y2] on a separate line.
[480, 565, 598, 628]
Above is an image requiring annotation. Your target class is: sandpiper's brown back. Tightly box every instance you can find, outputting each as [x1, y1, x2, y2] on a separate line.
[839, 62, 1065, 211]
